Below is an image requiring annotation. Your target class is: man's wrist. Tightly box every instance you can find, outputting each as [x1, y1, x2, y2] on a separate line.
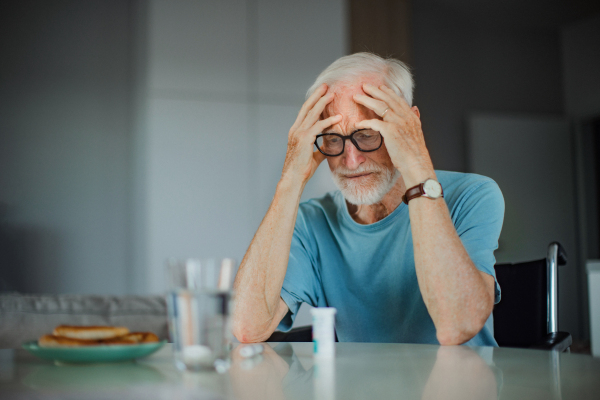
[277, 173, 306, 198]
[401, 166, 437, 189]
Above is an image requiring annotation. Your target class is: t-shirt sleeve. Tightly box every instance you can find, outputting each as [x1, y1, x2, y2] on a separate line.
[278, 214, 323, 332]
[453, 179, 505, 304]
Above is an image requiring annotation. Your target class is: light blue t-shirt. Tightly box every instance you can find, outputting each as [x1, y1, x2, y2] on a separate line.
[278, 170, 505, 346]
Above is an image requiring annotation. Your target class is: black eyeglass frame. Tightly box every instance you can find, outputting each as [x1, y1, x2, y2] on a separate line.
[314, 129, 383, 157]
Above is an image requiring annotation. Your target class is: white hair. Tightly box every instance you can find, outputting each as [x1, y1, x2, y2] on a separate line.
[306, 52, 414, 106]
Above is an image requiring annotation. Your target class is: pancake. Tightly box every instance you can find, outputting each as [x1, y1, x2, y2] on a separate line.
[52, 325, 129, 340]
[38, 334, 100, 347]
[101, 332, 160, 345]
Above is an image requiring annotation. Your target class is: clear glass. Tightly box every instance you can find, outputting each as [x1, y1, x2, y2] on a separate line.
[166, 259, 235, 372]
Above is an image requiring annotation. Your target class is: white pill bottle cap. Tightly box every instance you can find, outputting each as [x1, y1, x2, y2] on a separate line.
[311, 307, 337, 359]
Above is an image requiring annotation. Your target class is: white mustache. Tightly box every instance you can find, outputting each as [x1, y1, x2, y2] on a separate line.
[331, 162, 400, 205]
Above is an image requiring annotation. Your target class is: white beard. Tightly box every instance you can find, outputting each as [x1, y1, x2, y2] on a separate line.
[332, 163, 400, 205]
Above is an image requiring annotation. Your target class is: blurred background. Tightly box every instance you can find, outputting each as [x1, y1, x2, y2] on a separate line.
[1, 0, 599, 346]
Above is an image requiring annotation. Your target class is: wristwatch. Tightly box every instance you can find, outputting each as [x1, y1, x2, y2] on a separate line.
[402, 179, 444, 204]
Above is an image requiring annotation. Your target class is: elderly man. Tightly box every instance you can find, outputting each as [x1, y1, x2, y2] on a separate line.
[233, 53, 504, 346]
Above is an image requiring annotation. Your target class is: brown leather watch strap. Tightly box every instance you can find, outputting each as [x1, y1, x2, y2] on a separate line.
[402, 183, 425, 204]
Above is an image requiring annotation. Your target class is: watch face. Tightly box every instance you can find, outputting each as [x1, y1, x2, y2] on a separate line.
[423, 179, 442, 198]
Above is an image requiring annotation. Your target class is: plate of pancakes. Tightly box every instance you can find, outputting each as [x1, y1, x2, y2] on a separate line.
[23, 325, 166, 363]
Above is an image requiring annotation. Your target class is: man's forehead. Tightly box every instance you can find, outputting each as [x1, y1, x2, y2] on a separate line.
[322, 76, 383, 131]
[329, 76, 384, 97]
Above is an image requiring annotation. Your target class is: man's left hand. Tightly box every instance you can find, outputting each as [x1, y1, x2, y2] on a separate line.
[353, 83, 435, 187]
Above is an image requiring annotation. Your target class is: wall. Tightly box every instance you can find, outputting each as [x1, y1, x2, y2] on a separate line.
[134, 0, 346, 294]
[0, 1, 132, 294]
[561, 15, 600, 119]
[562, 14, 600, 341]
[411, 1, 564, 172]
[0, 0, 346, 299]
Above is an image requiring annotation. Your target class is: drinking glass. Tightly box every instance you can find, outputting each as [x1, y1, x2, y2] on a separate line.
[166, 258, 235, 372]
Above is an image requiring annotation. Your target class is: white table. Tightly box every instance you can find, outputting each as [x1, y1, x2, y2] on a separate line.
[1, 343, 599, 399]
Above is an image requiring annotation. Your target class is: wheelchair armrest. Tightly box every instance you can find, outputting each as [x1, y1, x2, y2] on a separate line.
[266, 325, 312, 342]
[529, 331, 572, 352]
[550, 241, 567, 266]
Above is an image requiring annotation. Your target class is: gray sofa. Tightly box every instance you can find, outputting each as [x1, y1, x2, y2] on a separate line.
[0, 293, 168, 348]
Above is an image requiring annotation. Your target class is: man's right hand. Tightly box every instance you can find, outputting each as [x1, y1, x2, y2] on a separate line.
[232, 85, 340, 343]
[281, 84, 341, 184]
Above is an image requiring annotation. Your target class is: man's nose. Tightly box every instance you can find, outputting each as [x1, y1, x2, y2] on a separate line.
[342, 141, 366, 170]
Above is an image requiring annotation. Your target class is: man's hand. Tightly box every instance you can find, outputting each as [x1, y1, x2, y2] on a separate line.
[282, 84, 341, 184]
[233, 85, 340, 343]
[353, 83, 435, 187]
[353, 83, 495, 345]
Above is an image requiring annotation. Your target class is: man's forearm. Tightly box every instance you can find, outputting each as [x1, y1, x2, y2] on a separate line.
[232, 177, 304, 342]
[409, 194, 494, 345]
[232, 83, 336, 342]
[351, 82, 494, 343]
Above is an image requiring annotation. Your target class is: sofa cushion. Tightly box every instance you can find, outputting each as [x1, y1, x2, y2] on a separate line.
[0, 293, 168, 349]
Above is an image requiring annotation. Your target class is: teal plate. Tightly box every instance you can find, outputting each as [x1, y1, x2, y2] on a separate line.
[22, 340, 167, 363]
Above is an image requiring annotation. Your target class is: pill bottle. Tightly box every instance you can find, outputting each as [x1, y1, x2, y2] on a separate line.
[311, 307, 337, 359]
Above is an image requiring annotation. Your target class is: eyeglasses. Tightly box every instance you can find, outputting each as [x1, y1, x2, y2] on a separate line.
[314, 129, 383, 157]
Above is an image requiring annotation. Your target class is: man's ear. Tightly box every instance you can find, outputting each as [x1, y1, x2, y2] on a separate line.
[411, 106, 421, 119]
